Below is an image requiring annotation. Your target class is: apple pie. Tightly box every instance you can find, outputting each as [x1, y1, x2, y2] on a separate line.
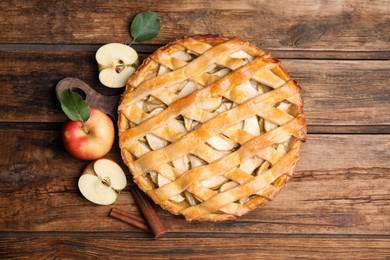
[118, 35, 306, 221]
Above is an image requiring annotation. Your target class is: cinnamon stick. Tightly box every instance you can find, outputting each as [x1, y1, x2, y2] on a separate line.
[109, 207, 149, 232]
[130, 186, 167, 238]
[111, 207, 146, 224]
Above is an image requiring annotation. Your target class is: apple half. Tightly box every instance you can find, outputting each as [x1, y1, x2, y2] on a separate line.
[78, 159, 127, 205]
[96, 43, 139, 88]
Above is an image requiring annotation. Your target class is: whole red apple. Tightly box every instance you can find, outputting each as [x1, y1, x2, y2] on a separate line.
[62, 108, 115, 160]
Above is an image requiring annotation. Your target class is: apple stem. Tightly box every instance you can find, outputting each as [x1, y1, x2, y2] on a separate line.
[81, 121, 89, 134]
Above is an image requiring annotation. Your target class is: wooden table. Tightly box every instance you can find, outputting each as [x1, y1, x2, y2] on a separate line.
[1, 1, 389, 258]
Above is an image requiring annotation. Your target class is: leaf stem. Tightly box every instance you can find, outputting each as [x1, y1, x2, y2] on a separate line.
[128, 39, 136, 46]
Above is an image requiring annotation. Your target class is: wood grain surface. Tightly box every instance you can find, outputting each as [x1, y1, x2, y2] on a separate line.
[1, 234, 389, 259]
[1, 0, 389, 53]
[0, 0, 389, 259]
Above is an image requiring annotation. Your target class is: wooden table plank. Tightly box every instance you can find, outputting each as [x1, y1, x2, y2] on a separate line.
[0, 50, 389, 131]
[0, 233, 389, 259]
[1, 130, 388, 235]
[0, 0, 388, 54]
[1, 43, 388, 60]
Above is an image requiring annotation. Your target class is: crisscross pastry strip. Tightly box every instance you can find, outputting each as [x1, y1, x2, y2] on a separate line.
[118, 35, 306, 222]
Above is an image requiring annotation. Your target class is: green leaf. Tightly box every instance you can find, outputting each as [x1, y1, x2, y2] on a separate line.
[60, 89, 90, 123]
[130, 11, 160, 43]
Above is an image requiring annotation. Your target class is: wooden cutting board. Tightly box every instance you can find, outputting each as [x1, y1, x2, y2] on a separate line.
[56, 77, 121, 121]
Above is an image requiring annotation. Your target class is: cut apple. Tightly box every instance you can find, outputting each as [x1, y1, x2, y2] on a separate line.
[78, 159, 127, 205]
[96, 43, 139, 88]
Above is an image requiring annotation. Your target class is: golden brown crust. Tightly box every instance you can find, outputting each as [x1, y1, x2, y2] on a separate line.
[118, 35, 306, 222]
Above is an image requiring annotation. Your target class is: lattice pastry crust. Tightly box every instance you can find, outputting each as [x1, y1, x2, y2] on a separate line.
[118, 35, 306, 221]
